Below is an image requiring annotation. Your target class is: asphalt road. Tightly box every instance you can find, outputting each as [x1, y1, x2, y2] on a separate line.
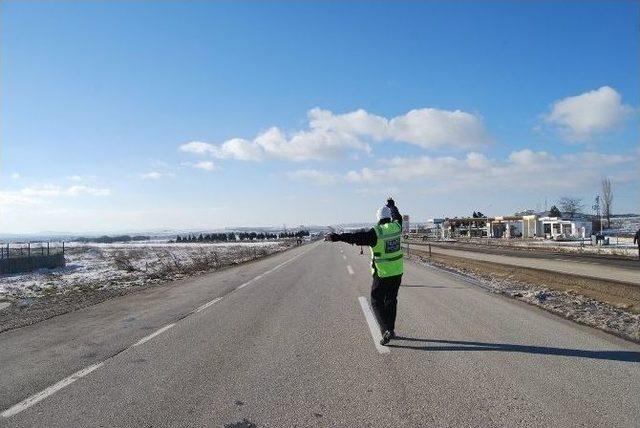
[407, 242, 640, 285]
[1, 241, 639, 427]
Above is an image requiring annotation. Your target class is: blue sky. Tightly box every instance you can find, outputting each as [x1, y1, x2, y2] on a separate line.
[1, 1, 638, 233]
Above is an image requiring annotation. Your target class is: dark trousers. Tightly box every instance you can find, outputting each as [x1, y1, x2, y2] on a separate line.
[370, 274, 402, 333]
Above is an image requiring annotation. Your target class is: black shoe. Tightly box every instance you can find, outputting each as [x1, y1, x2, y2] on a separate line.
[389, 330, 396, 339]
[380, 330, 392, 346]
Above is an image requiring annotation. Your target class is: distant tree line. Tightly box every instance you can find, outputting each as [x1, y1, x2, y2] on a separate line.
[74, 235, 150, 244]
[175, 230, 309, 243]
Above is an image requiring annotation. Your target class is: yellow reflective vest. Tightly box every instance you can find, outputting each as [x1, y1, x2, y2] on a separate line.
[370, 221, 403, 278]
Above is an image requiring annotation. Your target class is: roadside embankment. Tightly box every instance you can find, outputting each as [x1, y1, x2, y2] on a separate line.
[406, 246, 640, 343]
[407, 238, 638, 260]
[0, 241, 300, 333]
[406, 240, 640, 284]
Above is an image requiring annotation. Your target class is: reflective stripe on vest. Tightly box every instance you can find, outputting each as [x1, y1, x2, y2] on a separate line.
[370, 221, 404, 278]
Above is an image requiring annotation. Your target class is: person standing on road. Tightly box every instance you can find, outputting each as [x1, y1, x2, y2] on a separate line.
[325, 198, 403, 345]
[634, 229, 640, 260]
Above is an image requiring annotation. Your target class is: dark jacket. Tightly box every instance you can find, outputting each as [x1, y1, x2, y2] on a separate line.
[635, 229, 640, 246]
[332, 204, 403, 248]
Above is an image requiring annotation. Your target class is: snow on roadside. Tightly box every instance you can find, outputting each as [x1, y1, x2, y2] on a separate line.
[449, 238, 638, 257]
[408, 254, 640, 342]
[0, 241, 291, 299]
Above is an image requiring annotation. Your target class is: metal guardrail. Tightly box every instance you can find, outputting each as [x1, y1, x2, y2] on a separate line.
[402, 241, 431, 259]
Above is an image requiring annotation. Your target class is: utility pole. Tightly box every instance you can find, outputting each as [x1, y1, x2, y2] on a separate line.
[592, 195, 602, 234]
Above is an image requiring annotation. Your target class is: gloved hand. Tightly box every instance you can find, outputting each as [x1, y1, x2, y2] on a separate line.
[324, 233, 338, 242]
[387, 197, 395, 207]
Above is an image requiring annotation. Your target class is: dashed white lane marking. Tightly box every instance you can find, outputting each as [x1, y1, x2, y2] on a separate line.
[195, 297, 223, 313]
[342, 255, 347, 260]
[358, 297, 390, 354]
[1, 246, 316, 419]
[347, 265, 354, 275]
[1, 362, 104, 418]
[234, 248, 310, 291]
[133, 324, 175, 347]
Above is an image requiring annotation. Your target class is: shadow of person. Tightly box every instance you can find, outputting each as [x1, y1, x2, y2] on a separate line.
[388, 337, 640, 363]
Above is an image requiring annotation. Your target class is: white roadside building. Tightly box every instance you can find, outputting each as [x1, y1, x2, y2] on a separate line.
[537, 217, 592, 239]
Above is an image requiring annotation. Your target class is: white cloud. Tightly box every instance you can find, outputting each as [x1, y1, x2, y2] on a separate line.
[0, 191, 41, 206]
[545, 86, 633, 141]
[286, 169, 339, 185]
[307, 108, 388, 141]
[67, 175, 83, 182]
[179, 141, 216, 155]
[217, 138, 265, 161]
[193, 161, 216, 171]
[140, 171, 173, 180]
[10, 173, 20, 179]
[65, 185, 111, 196]
[465, 152, 491, 169]
[179, 106, 491, 162]
[21, 184, 66, 197]
[1, 184, 111, 207]
[292, 149, 636, 195]
[388, 108, 491, 149]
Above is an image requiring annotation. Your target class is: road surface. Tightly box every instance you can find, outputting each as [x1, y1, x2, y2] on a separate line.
[1, 241, 639, 427]
[407, 242, 640, 285]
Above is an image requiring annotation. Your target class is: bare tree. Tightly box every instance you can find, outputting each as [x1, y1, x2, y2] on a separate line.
[601, 177, 613, 228]
[558, 197, 584, 220]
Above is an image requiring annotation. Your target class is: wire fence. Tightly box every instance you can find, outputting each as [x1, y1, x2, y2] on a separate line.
[0, 242, 65, 260]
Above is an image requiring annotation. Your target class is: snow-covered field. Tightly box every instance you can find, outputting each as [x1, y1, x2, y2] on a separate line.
[0, 241, 291, 299]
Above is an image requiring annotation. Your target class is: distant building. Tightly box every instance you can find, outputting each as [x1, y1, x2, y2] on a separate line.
[538, 217, 592, 239]
[440, 214, 592, 240]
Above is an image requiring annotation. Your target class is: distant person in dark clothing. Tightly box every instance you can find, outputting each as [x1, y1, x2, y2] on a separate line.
[325, 198, 403, 345]
[634, 229, 640, 260]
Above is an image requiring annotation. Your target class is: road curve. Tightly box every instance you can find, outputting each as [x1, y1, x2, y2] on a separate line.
[1, 241, 639, 427]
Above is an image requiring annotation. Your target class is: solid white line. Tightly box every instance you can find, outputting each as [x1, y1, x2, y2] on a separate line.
[195, 297, 223, 313]
[358, 297, 390, 354]
[347, 265, 354, 275]
[132, 324, 175, 347]
[1, 362, 104, 418]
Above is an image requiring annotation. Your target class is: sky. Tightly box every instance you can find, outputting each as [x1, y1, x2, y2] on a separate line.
[1, 1, 638, 233]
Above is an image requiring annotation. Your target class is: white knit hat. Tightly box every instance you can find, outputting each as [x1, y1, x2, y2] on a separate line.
[376, 205, 392, 220]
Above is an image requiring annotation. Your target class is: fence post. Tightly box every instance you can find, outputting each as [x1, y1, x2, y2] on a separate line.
[62, 242, 65, 256]
[28, 243, 31, 257]
[428, 243, 432, 259]
[47, 242, 50, 256]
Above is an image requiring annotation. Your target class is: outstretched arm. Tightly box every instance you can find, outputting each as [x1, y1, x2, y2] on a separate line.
[325, 228, 377, 247]
[387, 198, 402, 226]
